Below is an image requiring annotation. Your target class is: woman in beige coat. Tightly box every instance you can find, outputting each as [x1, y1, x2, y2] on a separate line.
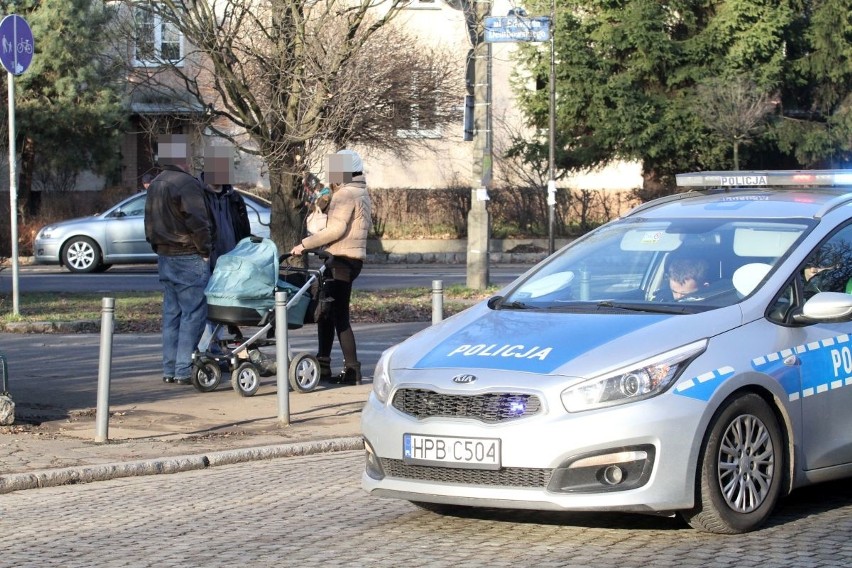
[290, 150, 371, 384]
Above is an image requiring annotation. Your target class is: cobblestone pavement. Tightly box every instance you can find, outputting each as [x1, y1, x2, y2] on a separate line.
[0, 324, 425, 480]
[1, 451, 851, 567]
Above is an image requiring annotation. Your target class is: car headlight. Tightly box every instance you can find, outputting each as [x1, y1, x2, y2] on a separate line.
[37, 226, 57, 239]
[372, 344, 398, 403]
[561, 340, 707, 412]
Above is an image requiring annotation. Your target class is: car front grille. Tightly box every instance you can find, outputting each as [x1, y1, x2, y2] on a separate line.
[391, 388, 542, 423]
[381, 459, 552, 488]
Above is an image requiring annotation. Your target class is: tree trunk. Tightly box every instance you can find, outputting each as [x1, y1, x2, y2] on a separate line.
[17, 136, 36, 222]
[635, 167, 674, 202]
[268, 153, 308, 255]
[733, 140, 740, 170]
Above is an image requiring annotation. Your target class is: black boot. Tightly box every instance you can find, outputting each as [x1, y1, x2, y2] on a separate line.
[334, 362, 362, 385]
[317, 356, 332, 382]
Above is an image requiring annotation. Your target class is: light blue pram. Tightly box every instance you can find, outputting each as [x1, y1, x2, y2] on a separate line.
[190, 236, 330, 396]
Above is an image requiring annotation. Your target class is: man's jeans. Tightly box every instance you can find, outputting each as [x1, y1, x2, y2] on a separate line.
[158, 254, 209, 379]
[198, 321, 224, 354]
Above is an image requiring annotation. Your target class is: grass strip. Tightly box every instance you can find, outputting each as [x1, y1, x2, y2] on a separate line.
[0, 284, 499, 333]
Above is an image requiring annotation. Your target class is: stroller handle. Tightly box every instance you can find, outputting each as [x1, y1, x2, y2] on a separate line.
[280, 249, 333, 265]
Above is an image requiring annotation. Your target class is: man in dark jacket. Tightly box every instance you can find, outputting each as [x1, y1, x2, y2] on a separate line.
[144, 134, 212, 385]
[203, 182, 251, 267]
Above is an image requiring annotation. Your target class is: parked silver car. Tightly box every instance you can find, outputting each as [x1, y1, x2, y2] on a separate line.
[33, 190, 271, 273]
[362, 170, 852, 534]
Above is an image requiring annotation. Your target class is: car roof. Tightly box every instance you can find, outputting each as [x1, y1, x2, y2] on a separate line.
[236, 189, 270, 207]
[626, 170, 852, 221]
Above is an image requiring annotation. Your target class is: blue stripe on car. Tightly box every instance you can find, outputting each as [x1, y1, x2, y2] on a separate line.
[413, 311, 669, 373]
[674, 366, 735, 400]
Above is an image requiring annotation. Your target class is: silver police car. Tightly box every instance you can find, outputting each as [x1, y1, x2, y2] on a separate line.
[362, 170, 852, 533]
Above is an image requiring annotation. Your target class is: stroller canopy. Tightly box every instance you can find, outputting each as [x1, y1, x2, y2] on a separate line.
[205, 237, 280, 312]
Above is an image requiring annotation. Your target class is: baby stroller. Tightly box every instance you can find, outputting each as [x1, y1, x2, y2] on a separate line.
[190, 236, 331, 397]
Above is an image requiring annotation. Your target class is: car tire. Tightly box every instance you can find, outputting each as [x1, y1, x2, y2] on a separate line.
[61, 236, 102, 273]
[680, 393, 784, 534]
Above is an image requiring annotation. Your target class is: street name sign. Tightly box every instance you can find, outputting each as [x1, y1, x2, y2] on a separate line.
[484, 16, 551, 43]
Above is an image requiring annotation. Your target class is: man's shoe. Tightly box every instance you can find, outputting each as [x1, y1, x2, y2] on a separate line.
[163, 376, 175, 384]
[174, 376, 192, 385]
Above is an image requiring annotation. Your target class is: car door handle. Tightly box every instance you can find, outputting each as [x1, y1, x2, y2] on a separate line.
[783, 354, 800, 366]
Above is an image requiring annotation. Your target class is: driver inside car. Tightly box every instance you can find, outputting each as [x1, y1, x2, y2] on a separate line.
[656, 257, 711, 301]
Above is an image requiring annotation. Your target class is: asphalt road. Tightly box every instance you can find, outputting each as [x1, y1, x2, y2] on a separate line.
[0, 451, 850, 567]
[0, 263, 528, 294]
[2, 323, 425, 414]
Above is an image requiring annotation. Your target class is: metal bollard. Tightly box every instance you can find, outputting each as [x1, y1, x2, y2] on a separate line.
[94, 297, 115, 443]
[0, 352, 8, 393]
[275, 291, 290, 425]
[432, 279, 444, 324]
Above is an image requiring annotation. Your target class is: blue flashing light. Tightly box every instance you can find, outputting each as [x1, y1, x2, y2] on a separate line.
[508, 399, 527, 416]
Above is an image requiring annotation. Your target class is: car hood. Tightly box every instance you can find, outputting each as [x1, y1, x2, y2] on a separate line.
[392, 302, 743, 378]
[41, 214, 103, 231]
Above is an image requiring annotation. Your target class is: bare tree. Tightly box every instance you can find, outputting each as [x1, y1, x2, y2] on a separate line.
[693, 75, 778, 170]
[118, 0, 462, 248]
[317, 22, 463, 156]
[496, 118, 562, 235]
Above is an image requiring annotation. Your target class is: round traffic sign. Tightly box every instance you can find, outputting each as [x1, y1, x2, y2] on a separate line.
[0, 15, 34, 75]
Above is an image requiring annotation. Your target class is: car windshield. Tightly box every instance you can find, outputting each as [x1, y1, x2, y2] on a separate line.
[501, 217, 813, 313]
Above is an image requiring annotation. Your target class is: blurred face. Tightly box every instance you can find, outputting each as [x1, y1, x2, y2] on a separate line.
[326, 153, 354, 184]
[203, 145, 235, 185]
[158, 134, 189, 168]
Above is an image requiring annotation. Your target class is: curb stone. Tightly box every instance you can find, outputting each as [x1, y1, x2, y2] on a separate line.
[0, 436, 365, 494]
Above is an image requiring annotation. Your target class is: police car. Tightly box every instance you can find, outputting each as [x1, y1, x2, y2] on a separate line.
[361, 170, 852, 534]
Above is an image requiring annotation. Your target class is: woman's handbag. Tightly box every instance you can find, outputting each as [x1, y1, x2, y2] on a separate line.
[305, 203, 327, 235]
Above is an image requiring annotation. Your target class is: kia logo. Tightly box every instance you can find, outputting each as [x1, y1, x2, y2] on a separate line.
[452, 374, 478, 384]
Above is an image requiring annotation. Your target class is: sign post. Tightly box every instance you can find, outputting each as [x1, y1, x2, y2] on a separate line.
[484, 13, 557, 253]
[0, 14, 35, 316]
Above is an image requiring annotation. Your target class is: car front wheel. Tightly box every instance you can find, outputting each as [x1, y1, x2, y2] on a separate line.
[681, 393, 784, 534]
[62, 237, 102, 273]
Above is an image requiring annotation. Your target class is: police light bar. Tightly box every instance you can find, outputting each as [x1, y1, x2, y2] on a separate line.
[676, 170, 852, 188]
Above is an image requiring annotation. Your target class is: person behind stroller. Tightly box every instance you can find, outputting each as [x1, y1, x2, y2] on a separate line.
[290, 149, 371, 385]
[144, 134, 212, 386]
[197, 144, 252, 353]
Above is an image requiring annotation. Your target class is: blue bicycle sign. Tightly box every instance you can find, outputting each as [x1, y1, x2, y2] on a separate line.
[0, 15, 34, 75]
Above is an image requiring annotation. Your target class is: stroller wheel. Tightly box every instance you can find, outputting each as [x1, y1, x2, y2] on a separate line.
[192, 360, 223, 393]
[289, 352, 320, 393]
[232, 362, 261, 397]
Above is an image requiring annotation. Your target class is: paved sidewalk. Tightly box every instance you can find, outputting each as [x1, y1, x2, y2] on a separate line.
[0, 322, 428, 493]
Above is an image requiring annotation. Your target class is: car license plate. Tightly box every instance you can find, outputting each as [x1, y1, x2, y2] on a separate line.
[403, 434, 501, 470]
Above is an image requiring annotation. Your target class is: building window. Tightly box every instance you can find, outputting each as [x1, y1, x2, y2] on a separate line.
[134, 7, 183, 66]
[393, 71, 442, 139]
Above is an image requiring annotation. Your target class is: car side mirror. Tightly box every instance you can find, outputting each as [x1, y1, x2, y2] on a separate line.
[793, 292, 852, 324]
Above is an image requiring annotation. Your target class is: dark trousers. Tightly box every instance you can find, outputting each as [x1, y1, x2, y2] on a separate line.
[317, 257, 363, 366]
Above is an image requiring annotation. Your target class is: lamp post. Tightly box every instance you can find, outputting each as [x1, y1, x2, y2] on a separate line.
[465, 0, 492, 290]
[547, 0, 556, 256]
